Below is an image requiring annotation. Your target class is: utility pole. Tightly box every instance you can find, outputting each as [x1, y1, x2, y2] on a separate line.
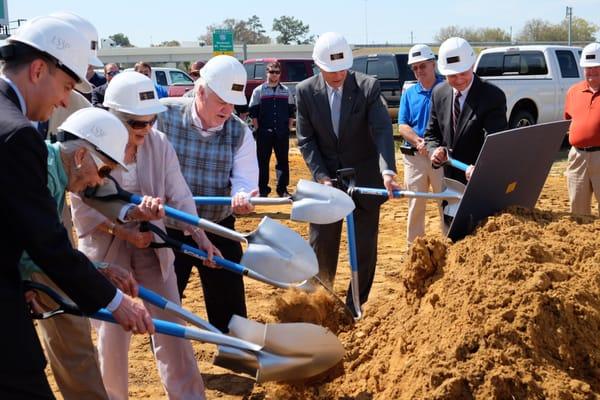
[565, 6, 573, 46]
[410, 31, 414, 44]
[364, 0, 368, 45]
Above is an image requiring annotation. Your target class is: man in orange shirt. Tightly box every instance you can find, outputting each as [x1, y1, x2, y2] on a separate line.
[564, 42, 600, 215]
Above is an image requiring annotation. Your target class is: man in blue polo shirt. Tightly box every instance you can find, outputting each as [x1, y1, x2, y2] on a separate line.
[398, 44, 445, 248]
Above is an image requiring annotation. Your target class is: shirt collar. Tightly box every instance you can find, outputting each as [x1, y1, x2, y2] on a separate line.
[191, 102, 224, 134]
[0, 75, 27, 116]
[417, 76, 444, 93]
[50, 142, 69, 189]
[453, 76, 474, 98]
[325, 81, 343, 97]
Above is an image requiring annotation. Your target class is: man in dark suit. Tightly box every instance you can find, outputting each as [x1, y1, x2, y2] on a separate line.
[425, 37, 507, 183]
[91, 63, 119, 107]
[296, 32, 401, 316]
[0, 16, 152, 399]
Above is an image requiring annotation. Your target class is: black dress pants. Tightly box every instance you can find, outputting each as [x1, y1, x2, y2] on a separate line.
[168, 215, 247, 333]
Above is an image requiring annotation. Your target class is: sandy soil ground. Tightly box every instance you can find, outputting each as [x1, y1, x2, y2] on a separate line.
[44, 142, 600, 399]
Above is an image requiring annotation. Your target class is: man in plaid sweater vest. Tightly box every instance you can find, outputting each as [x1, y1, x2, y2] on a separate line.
[157, 56, 259, 332]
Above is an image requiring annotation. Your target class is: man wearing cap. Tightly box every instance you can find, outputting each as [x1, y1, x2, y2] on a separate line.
[157, 55, 258, 333]
[398, 44, 445, 248]
[425, 37, 507, 184]
[564, 42, 600, 216]
[0, 15, 153, 398]
[296, 32, 400, 316]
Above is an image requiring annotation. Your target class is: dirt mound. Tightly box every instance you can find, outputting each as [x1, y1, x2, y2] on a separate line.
[273, 287, 354, 333]
[260, 208, 600, 399]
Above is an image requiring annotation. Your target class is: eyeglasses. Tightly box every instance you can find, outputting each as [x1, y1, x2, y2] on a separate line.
[88, 151, 114, 178]
[106, 70, 120, 77]
[411, 63, 430, 72]
[126, 115, 158, 130]
[267, 70, 281, 74]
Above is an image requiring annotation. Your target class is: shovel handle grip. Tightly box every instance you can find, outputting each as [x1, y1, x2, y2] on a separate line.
[193, 196, 291, 206]
[129, 194, 246, 243]
[92, 308, 187, 338]
[448, 158, 469, 172]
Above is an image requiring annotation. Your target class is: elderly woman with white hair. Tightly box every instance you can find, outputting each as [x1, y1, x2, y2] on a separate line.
[71, 71, 217, 399]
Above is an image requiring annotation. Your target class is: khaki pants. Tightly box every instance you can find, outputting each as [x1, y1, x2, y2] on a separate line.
[31, 272, 109, 400]
[94, 247, 205, 400]
[566, 146, 600, 216]
[403, 151, 445, 247]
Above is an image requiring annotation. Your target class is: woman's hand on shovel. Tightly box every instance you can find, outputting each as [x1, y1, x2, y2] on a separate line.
[128, 195, 165, 221]
[191, 228, 223, 269]
[99, 264, 138, 297]
[112, 295, 154, 335]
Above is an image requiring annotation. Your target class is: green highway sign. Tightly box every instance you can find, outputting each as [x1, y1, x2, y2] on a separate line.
[0, 0, 8, 26]
[212, 29, 234, 56]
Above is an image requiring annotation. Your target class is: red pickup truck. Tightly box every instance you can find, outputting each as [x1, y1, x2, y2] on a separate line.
[243, 58, 317, 103]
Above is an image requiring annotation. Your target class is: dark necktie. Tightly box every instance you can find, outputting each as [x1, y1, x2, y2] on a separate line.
[453, 91, 462, 134]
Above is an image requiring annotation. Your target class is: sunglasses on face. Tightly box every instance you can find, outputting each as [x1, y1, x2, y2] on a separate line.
[106, 70, 120, 77]
[267, 70, 281, 74]
[189, 71, 200, 78]
[126, 115, 158, 130]
[411, 63, 430, 72]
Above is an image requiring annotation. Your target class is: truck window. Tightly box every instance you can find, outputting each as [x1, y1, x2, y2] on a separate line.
[367, 57, 397, 79]
[477, 51, 547, 76]
[254, 63, 266, 79]
[169, 71, 193, 84]
[477, 53, 504, 76]
[555, 50, 580, 78]
[244, 63, 255, 79]
[352, 57, 367, 74]
[395, 54, 415, 82]
[286, 61, 308, 81]
[155, 71, 168, 86]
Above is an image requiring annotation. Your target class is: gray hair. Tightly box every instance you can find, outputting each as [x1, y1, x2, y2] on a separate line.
[194, 76, 213, 98]
[57, 138, 90, 155]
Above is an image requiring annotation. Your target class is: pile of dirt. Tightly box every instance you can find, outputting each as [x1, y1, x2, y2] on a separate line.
[259, 208, 600, 399]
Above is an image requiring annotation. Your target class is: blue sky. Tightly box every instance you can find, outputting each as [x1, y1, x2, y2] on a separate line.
[8, 0, 600, 46]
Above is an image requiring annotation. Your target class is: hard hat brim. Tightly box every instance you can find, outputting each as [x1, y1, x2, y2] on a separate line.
[314, 58, 353, 73]
[90, 54, 103, 68]
[581, 61, 600, 68]
[438, 63, 473, 76]
[103, 101, 168, 116]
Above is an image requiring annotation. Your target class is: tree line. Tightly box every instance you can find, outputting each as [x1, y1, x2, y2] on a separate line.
[435, 17, 598, 43]
[109, 15, 312, 48]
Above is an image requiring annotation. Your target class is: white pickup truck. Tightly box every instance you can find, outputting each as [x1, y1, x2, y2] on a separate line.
[474, 45, 582, 128]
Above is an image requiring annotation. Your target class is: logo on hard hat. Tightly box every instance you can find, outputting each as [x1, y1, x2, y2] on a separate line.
[330, 52, 344, 61]
[586, 54, 596, 60]
[139, 91, 156, 101]
[89, 125, 106, 138]
[51, 36, 71, 51]
[446, 56, 461, 64]
[91, 40, 98, 51]
[231, 83, 244, 92]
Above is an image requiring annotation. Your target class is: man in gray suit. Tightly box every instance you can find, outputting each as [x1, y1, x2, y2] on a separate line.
[296, 32, 401, 316]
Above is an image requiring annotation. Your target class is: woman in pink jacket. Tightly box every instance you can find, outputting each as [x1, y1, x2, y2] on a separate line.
[71, 71, 219, 400]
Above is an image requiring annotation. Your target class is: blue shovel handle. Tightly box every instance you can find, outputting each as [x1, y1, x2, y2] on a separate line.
[129, 193, 203, 227]
[448, 157, 469, 172]
[92, 309, 186, 338]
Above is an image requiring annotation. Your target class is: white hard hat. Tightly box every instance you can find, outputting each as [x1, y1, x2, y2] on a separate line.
[580, 42, 600, 68]
[408, 44, 435, 65]
[58, 107, 129, 169]
[200, 55, 247, 105]
[103, 71, 167, 115]
[437, 37, 476, 76]
[312, 32, 353, 72]
[50, 11, 103, 67]
[8, 16, 92, 92]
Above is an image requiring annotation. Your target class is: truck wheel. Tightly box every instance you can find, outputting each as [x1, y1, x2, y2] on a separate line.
[509, 110, 535, 129]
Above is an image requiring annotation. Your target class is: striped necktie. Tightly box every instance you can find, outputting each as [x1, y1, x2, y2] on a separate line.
[453, 91, 462, 134]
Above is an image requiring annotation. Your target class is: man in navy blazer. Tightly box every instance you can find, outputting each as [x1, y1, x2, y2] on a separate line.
[425, 37, 507, 183]
[0, 16, 152, 398]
